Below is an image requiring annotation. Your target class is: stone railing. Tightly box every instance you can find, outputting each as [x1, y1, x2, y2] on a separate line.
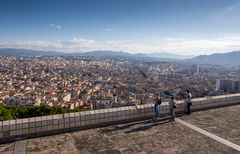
[1, 93, 240, 143]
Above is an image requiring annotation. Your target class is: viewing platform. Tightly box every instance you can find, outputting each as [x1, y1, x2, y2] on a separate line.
[0, 93, 240, 153]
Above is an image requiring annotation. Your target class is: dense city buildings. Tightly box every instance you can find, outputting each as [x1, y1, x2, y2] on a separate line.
[216, 79, 240, 91]
[0, 56, 240, 110]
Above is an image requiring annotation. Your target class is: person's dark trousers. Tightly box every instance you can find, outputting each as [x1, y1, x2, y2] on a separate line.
[154, 105, 160, 118]
[187, 103, 191, 115]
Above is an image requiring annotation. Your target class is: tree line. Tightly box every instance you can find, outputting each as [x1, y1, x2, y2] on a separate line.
[0, 103, 85, 121]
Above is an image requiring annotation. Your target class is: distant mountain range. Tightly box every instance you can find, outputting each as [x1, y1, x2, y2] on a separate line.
[0, 48, 65, 56]
[0, 48, 193, 60]
[0, 48, 240, 65]
[190, 51, 240, 65]
[148, 52, 194, 59]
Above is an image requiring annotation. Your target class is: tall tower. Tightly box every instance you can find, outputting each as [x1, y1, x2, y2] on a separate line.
[216, 79, 221, 90]
[197, 65, 200, 75]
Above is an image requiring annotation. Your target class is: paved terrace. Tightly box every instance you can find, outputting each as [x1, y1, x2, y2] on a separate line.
[1, 105, 240, 154]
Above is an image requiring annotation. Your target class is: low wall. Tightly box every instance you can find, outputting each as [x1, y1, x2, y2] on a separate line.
[1, 93, 240, 143]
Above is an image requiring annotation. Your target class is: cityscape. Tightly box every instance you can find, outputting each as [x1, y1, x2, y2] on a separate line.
[1, 55, 240, 111]
[0, 0, 240, 153]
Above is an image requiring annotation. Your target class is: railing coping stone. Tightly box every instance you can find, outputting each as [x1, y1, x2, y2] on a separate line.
[1, 93, 240, 124]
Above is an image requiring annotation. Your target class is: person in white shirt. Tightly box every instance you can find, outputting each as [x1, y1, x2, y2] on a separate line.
[186, 90, 192, 115]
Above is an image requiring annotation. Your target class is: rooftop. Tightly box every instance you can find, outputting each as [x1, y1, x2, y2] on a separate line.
[1, 105, 240, 154]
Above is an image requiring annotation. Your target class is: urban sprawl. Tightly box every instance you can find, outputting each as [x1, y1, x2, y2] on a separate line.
[1, 56, 240, 110]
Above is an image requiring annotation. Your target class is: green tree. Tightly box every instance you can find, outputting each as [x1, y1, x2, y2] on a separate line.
[0, 103, 13, 121]
[0, 103, 86, 121]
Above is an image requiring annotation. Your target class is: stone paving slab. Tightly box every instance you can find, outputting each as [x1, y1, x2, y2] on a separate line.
[14, 140, 26, 154]
[176, 118, 240, 151]
[25, 118, 239, 154]
[180, 105, 240, 145]
[1, 105, 240, 154]
[0, 142, 14, 154]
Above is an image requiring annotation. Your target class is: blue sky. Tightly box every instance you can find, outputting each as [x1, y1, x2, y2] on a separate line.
[0, 0, 240, 55]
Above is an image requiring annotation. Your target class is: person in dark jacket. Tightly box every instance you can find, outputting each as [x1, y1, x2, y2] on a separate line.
[154, 93, 161, 119]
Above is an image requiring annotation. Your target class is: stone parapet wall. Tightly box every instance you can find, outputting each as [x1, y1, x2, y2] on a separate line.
[0, 93, 240, 143]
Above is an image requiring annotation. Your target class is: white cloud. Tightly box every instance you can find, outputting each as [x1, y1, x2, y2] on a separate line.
[158, 36, 240, 55]
[105, 28, 113, 31]
[47, 24, 62, 29]
[1, 35, 240, 55]
[60, 37, 96, 47]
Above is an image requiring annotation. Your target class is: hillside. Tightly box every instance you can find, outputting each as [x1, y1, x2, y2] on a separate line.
[0, 48, 65, 56]
[191, 51, 240, 65]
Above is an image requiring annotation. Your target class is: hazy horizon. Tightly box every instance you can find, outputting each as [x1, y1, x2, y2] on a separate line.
[1, 0, 240, 55]
[2, 47, 240, 57]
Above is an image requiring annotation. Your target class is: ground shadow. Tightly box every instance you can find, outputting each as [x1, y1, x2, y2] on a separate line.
[124, 120, 170, 133]
[99, 116, 175, 134]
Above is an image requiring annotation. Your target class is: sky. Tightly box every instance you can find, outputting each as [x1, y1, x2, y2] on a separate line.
[0, 0, 240, 55]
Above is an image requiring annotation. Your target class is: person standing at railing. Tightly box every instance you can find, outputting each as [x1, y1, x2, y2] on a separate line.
[169, 96, 176, 122]
[185, 90, 192, 115]
[154, 93, 161, 120]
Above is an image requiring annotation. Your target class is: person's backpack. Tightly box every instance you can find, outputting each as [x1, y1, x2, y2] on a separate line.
[158, 98, 162, 105]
